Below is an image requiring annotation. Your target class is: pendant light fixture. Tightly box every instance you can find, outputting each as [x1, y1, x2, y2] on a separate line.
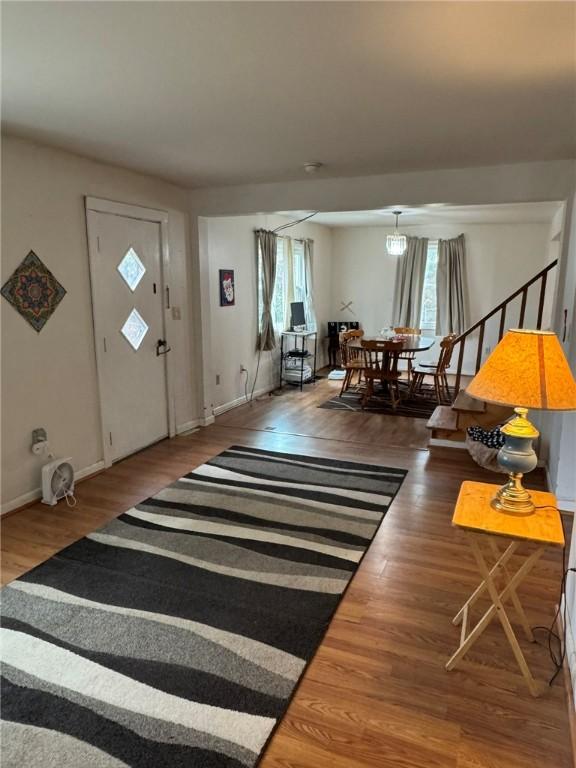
[386, 210, 407, 256]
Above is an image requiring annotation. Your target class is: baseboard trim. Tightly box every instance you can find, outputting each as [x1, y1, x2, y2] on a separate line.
[565, 605, 576, 709]
[176, 419, 201, 435]
[213, 385, 274, 417]
[428, 438, 467, 450]
[76, 461, 106, 481]
[557, 605, 576, 767]
[544, 464, 576, 511]
[1, 460, 106, 517]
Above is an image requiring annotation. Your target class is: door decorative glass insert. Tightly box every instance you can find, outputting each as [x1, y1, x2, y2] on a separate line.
[118, 247, 146, 291]
[121, 308, 149, 350]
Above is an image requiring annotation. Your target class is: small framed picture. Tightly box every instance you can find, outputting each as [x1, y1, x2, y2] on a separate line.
[219, 269, 235, 307]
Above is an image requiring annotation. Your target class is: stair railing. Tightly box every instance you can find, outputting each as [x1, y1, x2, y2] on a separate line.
[452, 259, 558, 396]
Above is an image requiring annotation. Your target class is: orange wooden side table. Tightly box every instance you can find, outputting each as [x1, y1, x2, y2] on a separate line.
[446, 480, 564, 697]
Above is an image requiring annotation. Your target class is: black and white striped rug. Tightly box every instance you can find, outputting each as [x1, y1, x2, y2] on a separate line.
[1, 445, 407, 767]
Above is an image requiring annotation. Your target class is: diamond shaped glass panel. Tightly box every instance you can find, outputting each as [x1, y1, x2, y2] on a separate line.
[121, 308, 149, 350]
[118, 247, 146, 291]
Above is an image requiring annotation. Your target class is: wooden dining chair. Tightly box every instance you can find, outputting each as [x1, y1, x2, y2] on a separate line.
[418, 332, 457, 369]
[393, 326, 421, 379]
[360, 339, 403, 410]
[338, 329, 365, 396]
[409, 335, 456, 403]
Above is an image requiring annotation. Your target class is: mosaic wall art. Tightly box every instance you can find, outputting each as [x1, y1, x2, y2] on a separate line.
[1, 250, 66, 332]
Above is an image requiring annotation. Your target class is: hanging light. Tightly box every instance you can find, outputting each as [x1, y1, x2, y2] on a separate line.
[386, 210, 407, 256]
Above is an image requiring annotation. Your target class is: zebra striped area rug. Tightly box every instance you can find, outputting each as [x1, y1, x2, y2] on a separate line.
[1, 445, 407, 767]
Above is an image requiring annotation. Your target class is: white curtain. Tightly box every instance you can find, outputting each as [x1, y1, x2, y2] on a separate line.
[282, 236, 295, 331]
[392, 236, 428, 328]
[436, 234, 469, 335]
[302, 238, 317, 331]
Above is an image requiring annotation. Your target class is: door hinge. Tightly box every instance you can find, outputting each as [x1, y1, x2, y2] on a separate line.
[103, 336, 107, 352]
[97, 235, 101, 252]
[109, 432, 113, 446]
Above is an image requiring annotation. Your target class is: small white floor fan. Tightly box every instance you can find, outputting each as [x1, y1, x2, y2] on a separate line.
[42, 457, 75, 506]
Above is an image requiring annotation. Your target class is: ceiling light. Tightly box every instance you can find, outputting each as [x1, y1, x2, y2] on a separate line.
[303, 162, 323, 174]
[386, 211, 407, 256]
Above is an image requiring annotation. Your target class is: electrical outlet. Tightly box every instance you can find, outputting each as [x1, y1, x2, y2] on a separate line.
[484, 345, 491, 355]
[32, 428, 47, 444]
[171, 306, 182, 321]
[215, 374, 220, 385]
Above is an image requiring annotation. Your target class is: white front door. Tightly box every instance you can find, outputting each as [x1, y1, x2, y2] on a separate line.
[87, 204, 170, 462]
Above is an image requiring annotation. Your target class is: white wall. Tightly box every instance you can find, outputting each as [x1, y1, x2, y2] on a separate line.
[543, 193, 576, 704]
[190, 160, 575, 217]
[547, 196, 576, 511]
[3, 142, 574, 512]
[331, 222, 551, 372]
[203, 214, 332, 412]
[1, 136, 198, 510]
[190, 160, 575, 418]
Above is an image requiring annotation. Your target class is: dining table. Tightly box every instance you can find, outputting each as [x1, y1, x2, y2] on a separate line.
[347, 334, 436, 403]
[348, 334, 436, 354]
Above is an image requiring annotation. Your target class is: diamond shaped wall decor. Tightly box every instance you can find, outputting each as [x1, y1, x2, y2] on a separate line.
[121, 308, 149, 350]
[1, 250, 66, 332]
[118, 247, 146, 291]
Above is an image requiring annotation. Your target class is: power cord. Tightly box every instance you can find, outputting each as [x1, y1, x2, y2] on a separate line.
[272, 212, 318, 234]
[241, 367, 249, 404]
[50, 456, 78, 508]
[249, 344, 287, 404]
[248, 348, 262, 404]
[530, 506, 574, 686]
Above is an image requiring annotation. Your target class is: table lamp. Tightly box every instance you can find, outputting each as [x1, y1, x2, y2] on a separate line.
[466, 329, 576, 514]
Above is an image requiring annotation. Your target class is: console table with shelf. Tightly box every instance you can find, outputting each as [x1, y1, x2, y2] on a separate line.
[280, 330, 317, 391]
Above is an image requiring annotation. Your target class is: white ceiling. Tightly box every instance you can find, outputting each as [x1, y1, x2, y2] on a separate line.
[2, 2, 575, 188]
[278, 202, 564, 229]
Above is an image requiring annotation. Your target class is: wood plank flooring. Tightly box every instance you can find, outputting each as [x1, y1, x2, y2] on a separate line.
[1, 377, 573, 767]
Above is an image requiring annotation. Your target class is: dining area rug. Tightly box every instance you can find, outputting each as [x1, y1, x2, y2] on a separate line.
[1, 444, 407, 768]
[319, 382, 451, 419]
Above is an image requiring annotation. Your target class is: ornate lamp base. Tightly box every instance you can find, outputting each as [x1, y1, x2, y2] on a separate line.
[491, 473, 535, 514]
[492, 407, 539, 515]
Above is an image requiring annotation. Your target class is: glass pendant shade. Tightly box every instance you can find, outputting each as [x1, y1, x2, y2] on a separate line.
[386, 232, 407, 256]
[386, 211, 407, 256]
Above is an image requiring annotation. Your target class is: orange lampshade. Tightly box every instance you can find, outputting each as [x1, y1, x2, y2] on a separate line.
[466, 329, 576, 410]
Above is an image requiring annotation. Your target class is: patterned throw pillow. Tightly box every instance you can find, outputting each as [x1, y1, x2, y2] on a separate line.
[467, 425, 505, 449]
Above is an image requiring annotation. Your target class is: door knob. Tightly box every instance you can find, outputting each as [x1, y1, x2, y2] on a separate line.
[156, 339, 171, 356]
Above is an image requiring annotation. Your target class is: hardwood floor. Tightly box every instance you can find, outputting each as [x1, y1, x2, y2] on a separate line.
[1, 377, 573, 767]
[217, 374, 433, 449]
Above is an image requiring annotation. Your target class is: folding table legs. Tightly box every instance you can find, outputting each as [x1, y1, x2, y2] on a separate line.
[446, 531, 544, 697]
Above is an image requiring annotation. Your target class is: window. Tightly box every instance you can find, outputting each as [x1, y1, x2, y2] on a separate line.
[292, 240, 306, 304]
[257, 237, 286, 334]
[258, 236, 315, 334]
[420, 241, 438, 332]
[120, 308, 149, 350]
[272, 238, 286, 331]
[117, 247, 146, 291]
